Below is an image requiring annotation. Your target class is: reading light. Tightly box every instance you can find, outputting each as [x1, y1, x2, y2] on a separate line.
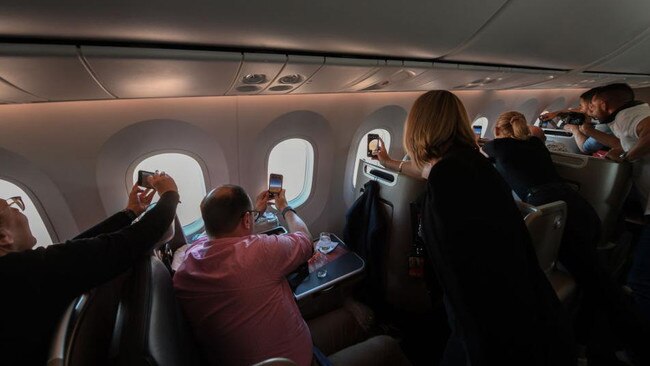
[279, 74, 303, 84]
[243, 74, 267, 84]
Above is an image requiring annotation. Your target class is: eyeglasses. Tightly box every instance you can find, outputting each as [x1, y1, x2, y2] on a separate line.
[3, 196, 25, 212]
[241, 210, 264, 222]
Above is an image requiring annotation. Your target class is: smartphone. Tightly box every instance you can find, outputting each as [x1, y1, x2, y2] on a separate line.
[268, 173, 283, 197]
[367, 133, 379, 157]
[137, 170, 155, 189]
[472, 125, 483, 138]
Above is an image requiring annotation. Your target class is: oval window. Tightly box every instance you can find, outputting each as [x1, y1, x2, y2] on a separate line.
[132, 153, 206, 226]
[353, 129, 391, 188]
[0, 179, 54, 247]
[268, 138, 314, 207]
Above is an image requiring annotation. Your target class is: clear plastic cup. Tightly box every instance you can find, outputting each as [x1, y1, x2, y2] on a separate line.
[317, 232, 334, 254]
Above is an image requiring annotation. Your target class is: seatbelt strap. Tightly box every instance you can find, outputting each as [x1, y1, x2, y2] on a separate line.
[313, 346, 333, 366]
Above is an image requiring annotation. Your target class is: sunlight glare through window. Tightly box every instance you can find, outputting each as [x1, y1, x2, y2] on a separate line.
[132, 153, 206, 226]
[268, 139, 314, 207]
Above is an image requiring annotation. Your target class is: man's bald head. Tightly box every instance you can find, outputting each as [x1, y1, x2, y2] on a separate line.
[201, 185, 252, 237]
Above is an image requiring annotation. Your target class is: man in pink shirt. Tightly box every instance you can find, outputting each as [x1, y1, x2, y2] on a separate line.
[173, 185, 315, 366]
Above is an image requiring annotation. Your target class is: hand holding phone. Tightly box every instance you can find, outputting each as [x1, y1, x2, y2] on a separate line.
[367, 133, 379, 157]
[268, 173, 283, 198]
[137, 170, 155, 189]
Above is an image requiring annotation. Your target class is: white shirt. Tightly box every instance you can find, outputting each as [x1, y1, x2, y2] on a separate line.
[608, 103, 650, 215]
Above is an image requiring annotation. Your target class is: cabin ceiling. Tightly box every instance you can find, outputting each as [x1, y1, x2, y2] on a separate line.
[0, 0, 649, 104]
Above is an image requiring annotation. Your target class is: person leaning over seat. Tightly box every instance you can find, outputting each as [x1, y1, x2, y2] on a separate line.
[545, 87, 615, 155]
[484, 111, 650, 364]
[0, 172, 179, 366]
[173, 186, 411, 366]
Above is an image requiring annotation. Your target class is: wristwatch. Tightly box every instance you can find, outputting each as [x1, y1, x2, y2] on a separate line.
[281, 206, 296, 219]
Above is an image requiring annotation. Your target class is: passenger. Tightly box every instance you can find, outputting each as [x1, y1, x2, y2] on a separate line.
[173, 186, 410, 366]
[559, 87, 615, 155]
[0, 173, 179, 365]
[400, 90, 574, 365]
[589, 82, 650, 325]
[484, 111, 650, 364]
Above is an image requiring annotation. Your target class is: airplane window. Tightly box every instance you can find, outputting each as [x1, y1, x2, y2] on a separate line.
[353, 129, 391, 188]
[0, 179, 53, 248]
[268, 138, 314, 207]
[472, 117, 488, 138]
[132, 153, 206, 226]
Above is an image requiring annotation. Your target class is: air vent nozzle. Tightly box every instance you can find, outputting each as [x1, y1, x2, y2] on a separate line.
[243, 74, 267, 84]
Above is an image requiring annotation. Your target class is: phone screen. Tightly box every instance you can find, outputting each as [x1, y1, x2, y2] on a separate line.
[472, 125, 482, 137]
[269, 174, 283, 196]
[137, 170, 155, 189]
[367, 134, 379, 157]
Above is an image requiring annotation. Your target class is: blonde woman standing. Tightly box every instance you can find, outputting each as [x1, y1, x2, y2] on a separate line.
[404, 92, 574, 366]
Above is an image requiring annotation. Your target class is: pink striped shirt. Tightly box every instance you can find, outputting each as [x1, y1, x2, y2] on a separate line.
[173, 232, 313, 366]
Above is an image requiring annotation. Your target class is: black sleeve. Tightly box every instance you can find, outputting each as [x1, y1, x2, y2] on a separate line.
[482, 140, 496, 158]
[73, 210, 135, 240]
[40, 191, 180, 299]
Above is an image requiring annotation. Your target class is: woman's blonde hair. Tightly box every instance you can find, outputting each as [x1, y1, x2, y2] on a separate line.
[494, 111, 530, 140]
[403, 90, 476, 168]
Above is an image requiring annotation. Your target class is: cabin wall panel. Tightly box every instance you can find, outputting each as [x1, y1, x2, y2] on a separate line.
[635, 87, 650, 104]
[0, 89, 586, 237]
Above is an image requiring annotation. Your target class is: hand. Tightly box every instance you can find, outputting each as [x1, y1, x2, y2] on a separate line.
[147, 172, 178, 196]
[255, 190, 270, 213]
[371, 137, 391, 165]
[274, 189, 289, 212]
[563, 124, 578, 133]
[540, 111, 557, 121]
[579, 122, 594, 135]
[605, 146, 625, 162]
[126, 185, 156, 216]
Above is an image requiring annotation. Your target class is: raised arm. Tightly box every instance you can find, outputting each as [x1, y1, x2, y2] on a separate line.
[41, 174, 179, 298]
[274, 189, 312, 240]
[372, 138, 424, 180]
[74, 185, 156, 239]
[580, 123, 622, 149]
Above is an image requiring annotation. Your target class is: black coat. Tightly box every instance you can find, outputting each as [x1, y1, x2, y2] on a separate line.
[344, 180, 389, 303]
[421, 146, 575, 366]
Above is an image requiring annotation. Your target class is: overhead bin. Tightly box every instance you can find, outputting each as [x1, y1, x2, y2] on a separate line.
[0, 44, 112, 101]
[588, 35, 650, 75]
[292, 57, 380, 94]
[0, 79, 45, 104]
[260, 55, 323, 95]
[344, 60, 431, 92]
[226, 53, 286, 95]
[447, 0, 650, 71]
[81, 46, 241, 98]
[527, 72, 650, 89]
[415, 63, 499, 90]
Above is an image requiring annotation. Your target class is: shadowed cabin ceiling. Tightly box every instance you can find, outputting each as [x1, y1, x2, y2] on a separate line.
[0, 0, 649, 104]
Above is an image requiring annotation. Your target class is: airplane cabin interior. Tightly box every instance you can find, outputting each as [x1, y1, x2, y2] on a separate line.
[1, 1, 650, 365]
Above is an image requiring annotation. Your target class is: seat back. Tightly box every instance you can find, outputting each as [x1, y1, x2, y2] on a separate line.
[114, 256, 203, 366]
[550, 152, 632, 248]
[353, 159, 430, 314]
[48, 220, 202, 366]
[520, 200, 567, 274]
[543, 128, 580, 153]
